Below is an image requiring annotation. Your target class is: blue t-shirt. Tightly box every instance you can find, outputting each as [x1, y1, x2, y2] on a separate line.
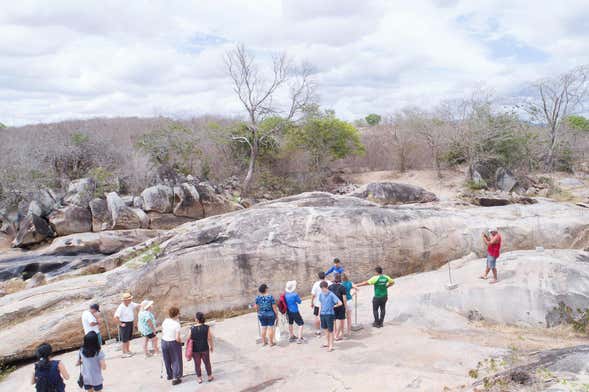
[341, 281, 353, 301]
[325, 265, 344, 277]
[255, 295, 275, 316]
[319, 291, 341, 315]
[284, 292, 301, 313]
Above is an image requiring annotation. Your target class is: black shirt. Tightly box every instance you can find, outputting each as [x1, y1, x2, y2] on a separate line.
[329, 283, 347, 303]
[190, 325, 210, 352]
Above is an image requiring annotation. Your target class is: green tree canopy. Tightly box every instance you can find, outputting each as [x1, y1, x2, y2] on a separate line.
[566, 115, 589, 132]
[365, 113, 382, 126]
[0, 122, 6, 129]
[287, 113, 365, 172]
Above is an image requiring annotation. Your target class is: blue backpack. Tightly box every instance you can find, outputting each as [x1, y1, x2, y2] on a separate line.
[34, 360, 65, 392]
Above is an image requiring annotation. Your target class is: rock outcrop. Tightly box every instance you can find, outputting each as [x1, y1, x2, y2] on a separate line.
[141, 185, 174, 213]
[196, 182, 242, 216]
[11, 214, 54, 247]
[89, 198, 112, 232]
[350, 182, 438, 205]
[48, 206, 92, 236]
[63, 178, 95, 208]
[106, 192, 148, 230]
[1, 193, 587, 362]
[173, 183, 204, 218]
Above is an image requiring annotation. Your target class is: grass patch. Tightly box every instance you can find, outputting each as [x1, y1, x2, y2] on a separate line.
[0, 362, 16, 382]
[124, 244, 162, 269]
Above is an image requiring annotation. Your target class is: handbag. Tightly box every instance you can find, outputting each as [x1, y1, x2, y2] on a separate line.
[77, 353, 84, 388]
[185, 331, 194, 361]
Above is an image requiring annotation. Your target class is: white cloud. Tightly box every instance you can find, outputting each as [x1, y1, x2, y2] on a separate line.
[0, 0, 588, 125]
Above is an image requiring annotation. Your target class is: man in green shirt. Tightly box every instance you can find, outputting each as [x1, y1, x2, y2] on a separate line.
[355, 266, 394, 328]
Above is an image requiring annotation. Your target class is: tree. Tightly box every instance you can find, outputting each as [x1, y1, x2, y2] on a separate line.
[365, 113, 382, 126]
[523, 65, 588, 170]
[402, 109, 448, 178]
[566, 115, 589, 132]
[225, 44, 315, 194]
[286, 112, 365, 175]
[0, 122, 6, 129]
[134, 122, 203, 176]
[381, 114, 419, 173]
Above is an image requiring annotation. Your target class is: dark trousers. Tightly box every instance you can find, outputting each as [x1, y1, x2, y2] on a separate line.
[161, 340, 183, 380]
[194, 350, 212, 377]
[372, 296, 388, 325]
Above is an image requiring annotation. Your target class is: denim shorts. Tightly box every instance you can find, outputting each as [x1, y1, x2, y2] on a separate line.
[486, 255, 498, 269]
[84, 385, 103, 391]
[320, 314, 335, 332]
[258, 313, 276, 327]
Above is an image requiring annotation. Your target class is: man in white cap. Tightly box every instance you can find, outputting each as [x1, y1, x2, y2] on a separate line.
[481, 227, 502, 284]
[114, 292, 139, 357]
[138, 299, 159, 357]
[284, 280, 305, 344]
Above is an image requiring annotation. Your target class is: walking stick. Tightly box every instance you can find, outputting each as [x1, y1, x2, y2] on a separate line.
[351, 290, 363, 331]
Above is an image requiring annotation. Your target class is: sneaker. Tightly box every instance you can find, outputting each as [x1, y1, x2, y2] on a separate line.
[288, 336, 297, 343]
[372, 322, 379, 328]
[297, 338, 304, 344]
[314, 330, 321, 336]
[172, 378, 182, 385]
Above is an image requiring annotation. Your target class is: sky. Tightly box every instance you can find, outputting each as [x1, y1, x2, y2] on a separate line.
[1, 0, 588, 126]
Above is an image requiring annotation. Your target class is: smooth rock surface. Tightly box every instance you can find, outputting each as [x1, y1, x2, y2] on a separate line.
[350, 182, 438, 205]
[47, 205, 92, 236]
[2, 192, 588, 362]
[147, 212, 193, 230]
[141, 185, 174, 213]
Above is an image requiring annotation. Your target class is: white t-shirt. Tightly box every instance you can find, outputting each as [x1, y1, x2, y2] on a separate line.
[82, 310, 100, 334]
[161, 318, 181, 342]
[114, 302, 138, 322]
[311, 279, 332, 307]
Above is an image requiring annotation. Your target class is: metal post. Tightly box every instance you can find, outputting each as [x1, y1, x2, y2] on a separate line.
[351, 290, 363, 331]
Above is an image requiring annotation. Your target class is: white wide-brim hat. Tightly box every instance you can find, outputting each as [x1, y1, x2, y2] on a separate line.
[140, 300, 154, 310]
[285, 280, 297, 293]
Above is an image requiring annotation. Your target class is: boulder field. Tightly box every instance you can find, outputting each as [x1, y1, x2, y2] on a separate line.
[0, 192, 588, 363]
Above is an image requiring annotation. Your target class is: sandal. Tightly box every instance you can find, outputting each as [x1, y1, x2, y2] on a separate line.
[489, 279, 498, 284]
[208, 376, 215, 382]
[479, 276, 487, 280]
[198, 378, 203, 384]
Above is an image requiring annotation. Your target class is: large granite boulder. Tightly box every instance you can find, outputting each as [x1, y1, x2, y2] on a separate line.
[350, 182, 438, 205]
[63, 178, 96, 208]
[89, 198, 112, 232]
[2, 193, 589, 362]
[495, 167, 518, 192]
[141, 185, 174, 213]
[147, 212, 192, 230]
[11, 215, 54, 248]
[173, 183, 204, 218]
[42, 229, 164, 255]
[106, 192, 148, 230]
[27, 189, 60, 218]
[196, 182, 242, 217]
[47, 206, 92, 236]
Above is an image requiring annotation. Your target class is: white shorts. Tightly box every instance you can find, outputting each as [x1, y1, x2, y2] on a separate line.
[346, 301, 353, 312]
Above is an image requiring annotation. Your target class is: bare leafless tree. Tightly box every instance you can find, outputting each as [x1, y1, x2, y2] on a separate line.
[225, 44, 315, 194]
[381, 114, 419, 173]
[523, 65, 588, 170]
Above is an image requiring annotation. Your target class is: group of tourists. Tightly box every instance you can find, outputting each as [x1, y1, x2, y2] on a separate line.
[31, 228, 502, 390]
[255, 258, 395, 352]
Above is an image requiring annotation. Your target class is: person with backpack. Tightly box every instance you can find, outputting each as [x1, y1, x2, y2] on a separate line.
[31, 343, 69, 392]
[283, 280, 305, 344]
[78, 331, 106, 391]
[254, 284, 278, 347]
[355, 266, 395, 328]
[185, 312, 215, 384]
[328, 273, 348, 340]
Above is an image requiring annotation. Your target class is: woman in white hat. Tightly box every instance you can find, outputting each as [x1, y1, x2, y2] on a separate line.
[284, 280, 305, 344]
[138, 300, 159, 357]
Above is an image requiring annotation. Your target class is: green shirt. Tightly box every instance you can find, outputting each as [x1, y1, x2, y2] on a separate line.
[367, 274, 394, 298]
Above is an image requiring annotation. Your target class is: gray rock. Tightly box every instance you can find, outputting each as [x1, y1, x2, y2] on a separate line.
[172, 183, 203, 218]
[132, 196, 144, 210]
[495, 167, 518, 192]
[558, 177, 584, 187]
[11, 215, 54, 248]
[63, 178, 96, 208]
[24, 272, 46, 289]
[47, 206, 92, 236]
[147, 212, 193, 230]
[27, 189, 60, 218]
[196, 182, 242, 217]
[106, 192, 148, 230]
[140, 185, 174, 213]
[42, 229, 164, 255]
[89, 198, 112, 232]
[350, 182, 438, 205]
[121, 195, 135, 206]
